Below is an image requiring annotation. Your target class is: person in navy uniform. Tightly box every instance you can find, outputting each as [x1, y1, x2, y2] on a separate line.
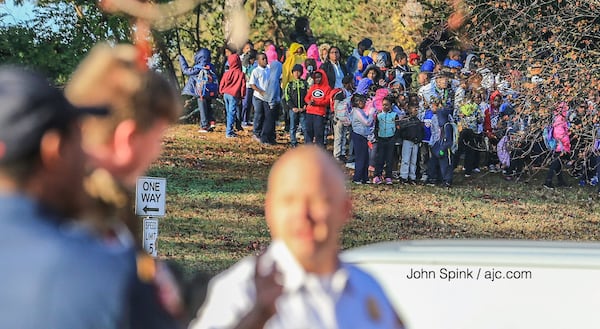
[0, 66, 134, 329]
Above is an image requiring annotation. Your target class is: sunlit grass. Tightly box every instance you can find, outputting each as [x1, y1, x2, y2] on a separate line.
[150, 124, 600, 276]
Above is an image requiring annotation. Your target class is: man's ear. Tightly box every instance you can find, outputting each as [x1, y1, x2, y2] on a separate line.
[112, 119, 137, 169]
[39, 130, 63, 170]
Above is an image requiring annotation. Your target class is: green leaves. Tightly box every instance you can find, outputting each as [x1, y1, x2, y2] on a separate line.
[0, 1, 130, 83]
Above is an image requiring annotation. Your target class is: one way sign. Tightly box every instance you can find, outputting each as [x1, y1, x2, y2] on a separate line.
[135, 176, 166, 216]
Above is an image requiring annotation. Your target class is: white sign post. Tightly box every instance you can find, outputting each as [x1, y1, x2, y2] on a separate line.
[136, 176, 166, 257]
[142, 217, 159, 257]
[135, 176, 166, 217]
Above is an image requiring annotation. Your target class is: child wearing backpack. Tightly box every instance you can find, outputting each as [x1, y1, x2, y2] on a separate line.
[373, 96, 400, 184]
[283, 64, 308, 147]
[427, 98, 457, 187]
[544, 102, 572, 189]
[331, 75, 354, 161]
[178, 48, 218, 132]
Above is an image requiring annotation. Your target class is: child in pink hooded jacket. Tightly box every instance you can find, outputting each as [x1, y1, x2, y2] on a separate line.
[544, 102, 572, 189]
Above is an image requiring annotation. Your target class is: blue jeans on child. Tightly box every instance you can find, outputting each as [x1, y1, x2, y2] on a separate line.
[304, 113, 326, 147]
[333, 120, 350, 159]
[241, 88, 253, 124]
[253, 96, 268, 139]
[352, 132, 369, 183]
[289, 110, 306, 146]
[197, 97, 214, 130]
[224, 94, 239, 137]
[428, 152, 453, 185]
[375, 137, 395, 179]
[400, 140, 419, 180]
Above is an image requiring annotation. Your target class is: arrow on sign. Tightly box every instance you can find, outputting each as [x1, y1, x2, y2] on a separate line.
[143, 205, 159, 213]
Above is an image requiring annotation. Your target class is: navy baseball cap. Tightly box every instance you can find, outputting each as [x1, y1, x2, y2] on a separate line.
[0, 66, 107, 163]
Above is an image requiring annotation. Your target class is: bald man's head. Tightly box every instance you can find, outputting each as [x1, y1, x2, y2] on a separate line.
[265, 146, 351, 274]
[267, 146, 347, 196]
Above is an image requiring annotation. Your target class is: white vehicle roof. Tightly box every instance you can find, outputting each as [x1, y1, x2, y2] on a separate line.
[342, 240, 600, 329]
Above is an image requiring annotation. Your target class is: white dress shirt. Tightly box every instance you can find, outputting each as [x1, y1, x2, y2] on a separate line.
[189, 240, 404, 329]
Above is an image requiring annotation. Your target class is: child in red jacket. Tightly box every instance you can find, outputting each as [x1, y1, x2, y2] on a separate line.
[219, 53, 246, 138]
[304, 69, 332, 147]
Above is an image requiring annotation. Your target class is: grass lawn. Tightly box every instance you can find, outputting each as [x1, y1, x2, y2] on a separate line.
[149, 123, 600, 276]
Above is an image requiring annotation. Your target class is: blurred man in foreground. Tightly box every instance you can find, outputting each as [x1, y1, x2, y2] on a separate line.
[0, 66, 133, 328]
[190, 145, 404, 329]
[65, 43, 184, 328]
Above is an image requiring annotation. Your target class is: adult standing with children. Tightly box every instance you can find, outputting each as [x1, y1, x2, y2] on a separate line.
[321, 46, 349, 89]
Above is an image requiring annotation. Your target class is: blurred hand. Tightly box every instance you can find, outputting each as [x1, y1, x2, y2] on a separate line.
[253, 255, 283, 320]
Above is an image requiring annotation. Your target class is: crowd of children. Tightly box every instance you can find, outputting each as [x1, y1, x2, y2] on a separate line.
[178, 30, 600, 194]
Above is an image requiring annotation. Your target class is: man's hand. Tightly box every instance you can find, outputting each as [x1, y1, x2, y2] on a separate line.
[253, 257, 283, 319]
[233, 255, 283, 329]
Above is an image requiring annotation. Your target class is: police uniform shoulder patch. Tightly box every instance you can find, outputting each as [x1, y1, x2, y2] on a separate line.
[366, 295, 381, 322]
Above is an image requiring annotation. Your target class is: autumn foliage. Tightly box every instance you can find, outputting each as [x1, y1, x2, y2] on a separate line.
[449, 0, 600, 171]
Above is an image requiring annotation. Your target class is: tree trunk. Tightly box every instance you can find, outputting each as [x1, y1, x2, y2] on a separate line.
[152, 31, 180, 89]
[223, 0, 244, 44]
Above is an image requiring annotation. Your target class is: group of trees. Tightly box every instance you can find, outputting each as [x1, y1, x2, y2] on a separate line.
[1, 0, 456, 85]
[461, 0, 600, 170]
[2, 0, 599, 169]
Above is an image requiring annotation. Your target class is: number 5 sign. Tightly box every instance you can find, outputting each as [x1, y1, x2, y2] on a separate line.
[143, 218, 158, 257]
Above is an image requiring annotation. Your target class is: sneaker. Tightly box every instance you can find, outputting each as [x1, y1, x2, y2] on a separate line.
[352, 181, 362, 185]
[408, 180, 417, 185]
[345, 162, 355, 170]
[373, 176, 383, 185]
[488, 165, 498, 173]
[226, 134, 238, 138]
[400, 178, 409, 184]
[420, 174, 428, 182]
[392, 171, 401, 179]
[464, 173, 471, 178]
[473, 167, 481, 173]
[198, 128, 210, 133]
[385, 178, 393, 185]
[210, 121, 216, 128]
[444, 182, 452, 188]
[368, 165, 375, 172]
[543, 182, 555, 189]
